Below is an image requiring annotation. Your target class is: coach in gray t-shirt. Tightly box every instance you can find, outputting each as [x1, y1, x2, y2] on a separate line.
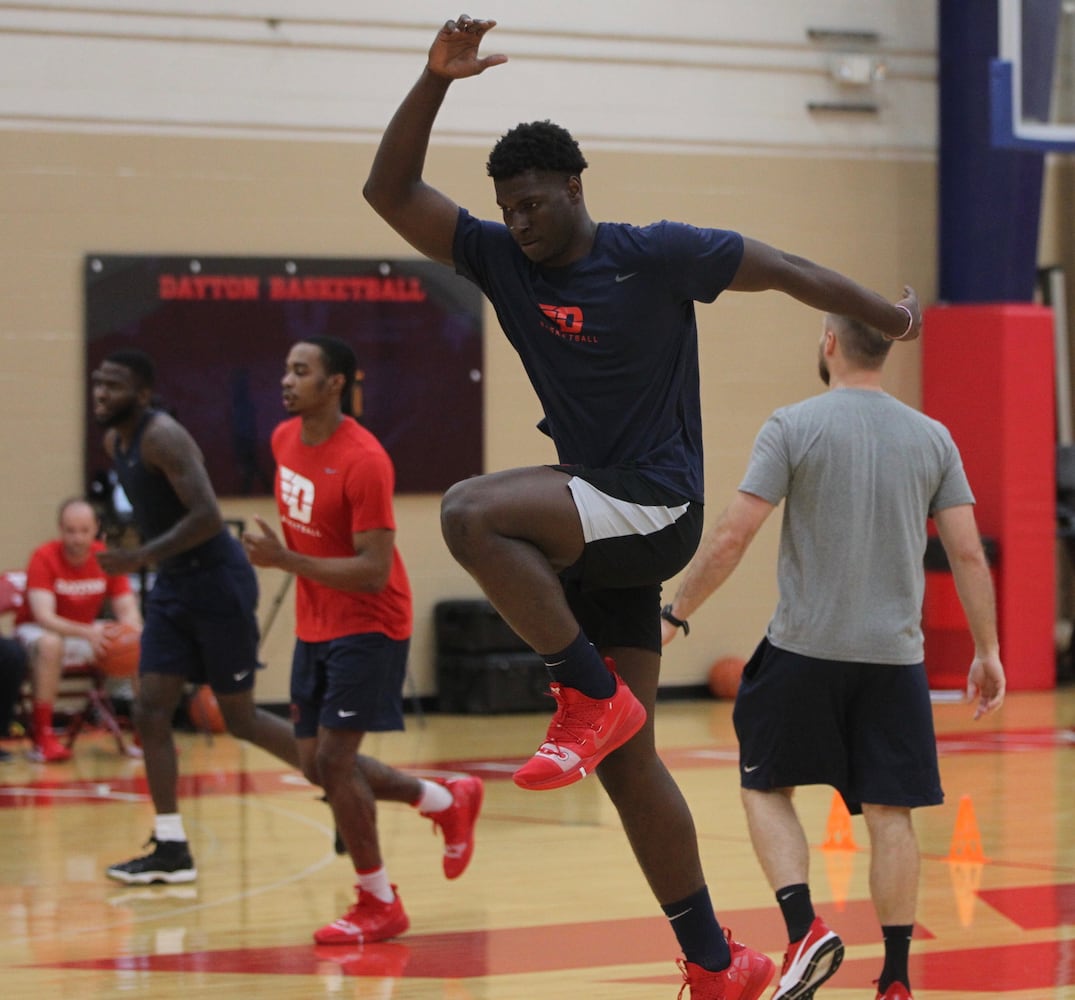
[743, 386, 973, 665]
[662, 313, 1004, 1000]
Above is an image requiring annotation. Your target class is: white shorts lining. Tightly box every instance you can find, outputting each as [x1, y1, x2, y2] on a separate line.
[567, 477, 690, 544]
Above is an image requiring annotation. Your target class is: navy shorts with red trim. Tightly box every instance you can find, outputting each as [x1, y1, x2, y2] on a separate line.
[290, 632, 409, 739]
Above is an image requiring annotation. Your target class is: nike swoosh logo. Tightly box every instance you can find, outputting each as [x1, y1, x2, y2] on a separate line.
[615, 272, 638, 283]
[743, 764, 760, 773]
[337, 709, 358, 718]
[233, 670, 251, 682]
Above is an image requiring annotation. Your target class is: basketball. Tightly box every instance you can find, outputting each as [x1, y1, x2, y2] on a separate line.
[708, 656, 746, 699]
[188, 685, 226, 734]
[98, 621, 141, 677]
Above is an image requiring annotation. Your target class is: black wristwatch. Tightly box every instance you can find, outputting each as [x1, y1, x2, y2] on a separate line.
[661, 604, 690, 636]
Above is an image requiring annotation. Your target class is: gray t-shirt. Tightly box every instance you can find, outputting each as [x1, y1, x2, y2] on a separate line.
[739, 387, 974, 664]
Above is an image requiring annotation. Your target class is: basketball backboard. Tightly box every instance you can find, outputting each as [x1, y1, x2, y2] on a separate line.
[992, 0, 1075, 151]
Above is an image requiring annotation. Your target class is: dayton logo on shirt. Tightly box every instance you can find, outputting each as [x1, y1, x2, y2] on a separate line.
[538, 304, 597, 344]
[279, 466, 315, 524]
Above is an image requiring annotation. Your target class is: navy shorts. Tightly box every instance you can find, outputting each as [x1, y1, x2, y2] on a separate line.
[732, 637, 944, 814]
[139, 541, 260, 695]
[555, 465, 704, 653]
[290, 632, 409, 739]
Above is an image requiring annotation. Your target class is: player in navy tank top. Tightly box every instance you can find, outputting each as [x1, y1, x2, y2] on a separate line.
[92, 350, 304, 888]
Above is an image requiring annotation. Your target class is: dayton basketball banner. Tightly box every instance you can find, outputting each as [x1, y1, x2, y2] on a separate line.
[84, 255, 484, 496]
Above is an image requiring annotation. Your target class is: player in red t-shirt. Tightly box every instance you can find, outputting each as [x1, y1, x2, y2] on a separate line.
[16, 498, 142, 761]
[243, 336, 483, 946]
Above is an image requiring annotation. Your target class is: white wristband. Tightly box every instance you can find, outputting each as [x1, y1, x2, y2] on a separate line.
[884, 304, 915, 342]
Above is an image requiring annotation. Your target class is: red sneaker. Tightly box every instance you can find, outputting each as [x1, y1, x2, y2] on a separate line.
[676, 933, 775, 1000]
[313, 886, 409, 945]
[513, 666, 646, 791]
[29, 729, 71, 763]
[423, 775, 484, 879]
[772, 916, 844, 999]
[876, 982, 913, 1000]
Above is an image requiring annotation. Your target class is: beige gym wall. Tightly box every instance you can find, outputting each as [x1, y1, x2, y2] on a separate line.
[0, 128, 933, 700]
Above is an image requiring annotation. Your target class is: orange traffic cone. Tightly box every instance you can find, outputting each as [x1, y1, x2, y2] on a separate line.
[821, 790, 858, 851]
[948, 794, 988, 863]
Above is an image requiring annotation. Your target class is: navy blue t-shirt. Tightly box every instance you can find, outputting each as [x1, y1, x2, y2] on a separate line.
[453, 209, 743, 502]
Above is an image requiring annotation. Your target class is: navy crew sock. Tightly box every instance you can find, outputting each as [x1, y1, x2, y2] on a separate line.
[662, 885, 732, 971]
[542, 629, 615, 699]
[776, 882, 815, 943]
[878, 923, 913, 993]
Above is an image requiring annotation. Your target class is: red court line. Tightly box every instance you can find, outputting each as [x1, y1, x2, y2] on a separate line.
[29, 901, 895, 979]
[36, 887, 1073, 993]
[839, 938, 1075, 992]
[0, 769, 300, 807]
[1, 725, 1071, 809]
[48, 930, 1067, 993]
[978, 883, 1075, 929]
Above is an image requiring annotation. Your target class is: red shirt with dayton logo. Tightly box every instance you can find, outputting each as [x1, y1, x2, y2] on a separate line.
[271, 416, 412, 643]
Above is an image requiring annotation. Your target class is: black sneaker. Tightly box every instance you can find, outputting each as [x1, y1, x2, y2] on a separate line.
[106, 835, 197, 885]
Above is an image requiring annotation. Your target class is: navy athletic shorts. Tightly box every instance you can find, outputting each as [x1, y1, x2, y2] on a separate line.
[733, 637, 944, 814]
[290, 632, 409, 739]
[139, 537, 260, 695]
[554, 464, 704, 653]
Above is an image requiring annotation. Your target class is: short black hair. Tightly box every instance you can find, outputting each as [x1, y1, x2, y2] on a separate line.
[104, 349, 156, 389]
[300, 336, 358, 416]
[486, 120, 588, 181]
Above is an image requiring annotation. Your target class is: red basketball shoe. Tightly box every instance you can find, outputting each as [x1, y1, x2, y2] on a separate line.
[676, 931, 775, 1000]
[513, 665, 645, 791]
[422, 775, 484, 879]
[313, 886, 409, 945]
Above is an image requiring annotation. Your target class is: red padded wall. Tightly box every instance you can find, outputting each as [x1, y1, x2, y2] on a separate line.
[922, 304, 1055, 690]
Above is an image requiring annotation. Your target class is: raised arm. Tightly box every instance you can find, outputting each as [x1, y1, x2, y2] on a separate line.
[363, 15, 508, 266]
[662, 490, 776, 645]
[730, 237, 922, 342]
[932, 503, 1005, 718]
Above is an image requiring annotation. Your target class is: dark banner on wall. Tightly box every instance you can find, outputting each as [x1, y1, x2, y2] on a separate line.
[84, 255, 484, 496]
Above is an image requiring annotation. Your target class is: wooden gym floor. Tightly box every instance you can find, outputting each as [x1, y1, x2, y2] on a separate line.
[1, 685, 1073, 999]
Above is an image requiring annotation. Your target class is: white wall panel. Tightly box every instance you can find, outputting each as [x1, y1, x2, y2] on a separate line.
[0, 1, 937, 157]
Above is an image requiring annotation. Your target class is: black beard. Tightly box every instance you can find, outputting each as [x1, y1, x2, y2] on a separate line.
[818, 357, 830, 386]
[95, 399, 138, 428]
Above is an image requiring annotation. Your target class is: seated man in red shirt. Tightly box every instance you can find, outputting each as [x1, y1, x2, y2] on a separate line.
[15, 497, 142, 762]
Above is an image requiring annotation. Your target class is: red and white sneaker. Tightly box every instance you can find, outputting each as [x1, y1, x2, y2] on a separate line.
[29, 729, 72, 763]
[676, 932, 776, 1000]
[875, 982, 912, 1000]
[513, 665, 646, 791]
[313, 886, 409, 945]
[772, 916, 844, 999]
[423, 775, 484, 879]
